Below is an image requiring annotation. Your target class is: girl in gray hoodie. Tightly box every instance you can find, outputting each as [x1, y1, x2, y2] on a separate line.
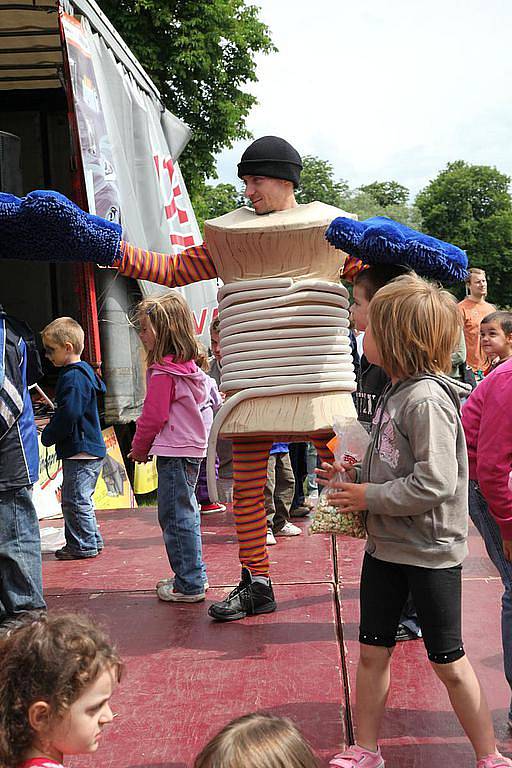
[322, 275, 511, 768]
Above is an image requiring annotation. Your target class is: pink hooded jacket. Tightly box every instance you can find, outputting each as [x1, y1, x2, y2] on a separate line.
[462, 357, 512, 539]
[131, 355, 211, 459]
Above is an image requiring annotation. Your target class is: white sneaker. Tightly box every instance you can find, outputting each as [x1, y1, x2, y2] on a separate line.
[266, 528, 277, 546]
[156, 577, 209, 591]
[276, 521, 302, 537]
[156, 583, 205, 603]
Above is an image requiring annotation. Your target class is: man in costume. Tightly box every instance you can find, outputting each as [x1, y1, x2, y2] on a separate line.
[118, 136, 359, 621]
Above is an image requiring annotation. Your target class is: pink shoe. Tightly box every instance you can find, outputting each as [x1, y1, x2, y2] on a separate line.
[477, 756, 512, 768]
[330, 745, 385, 767]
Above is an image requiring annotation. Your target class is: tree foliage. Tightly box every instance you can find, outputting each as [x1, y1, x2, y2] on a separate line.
[359, 180, 409, 207]
[193, 182, 241, 233]
[416, 161, 512, 305]
[295, 155, 350, 208]
[97, 0, 275, 195]
[296, 156, 420, 228]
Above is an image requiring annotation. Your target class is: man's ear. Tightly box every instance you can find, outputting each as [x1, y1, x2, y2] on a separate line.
[28, 701, 51, 734]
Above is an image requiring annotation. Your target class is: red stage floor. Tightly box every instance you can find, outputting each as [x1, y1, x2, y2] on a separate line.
[42, 508, 511, 768]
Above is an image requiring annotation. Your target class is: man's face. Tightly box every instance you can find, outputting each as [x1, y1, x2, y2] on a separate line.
[241, 175, 292, 214]
[469, 271, 487, 299]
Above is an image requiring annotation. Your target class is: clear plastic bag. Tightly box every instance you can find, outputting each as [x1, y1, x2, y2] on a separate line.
[309, 417, 370, 538]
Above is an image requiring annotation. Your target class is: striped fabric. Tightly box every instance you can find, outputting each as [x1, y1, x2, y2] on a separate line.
[118, 241, 217, 286]
[232, 435, 333, 576]
[118, 240, 363, 287]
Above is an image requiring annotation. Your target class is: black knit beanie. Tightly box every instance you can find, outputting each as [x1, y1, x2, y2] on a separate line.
[237, 136, 302, 188]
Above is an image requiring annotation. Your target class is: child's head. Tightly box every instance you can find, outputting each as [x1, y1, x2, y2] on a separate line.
[41, 317, 84, 367]
[366, 274, 460, 380]
[210, 316, 221, 364]
[480, 311, 512, 361]
[135, 291, 200, 366]
[0, 612, 122, 768]
[351, 265, 411, 332]
[194, 713, 318, 768]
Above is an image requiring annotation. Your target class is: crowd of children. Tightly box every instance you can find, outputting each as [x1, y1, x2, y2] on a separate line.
[1, 264, 511, 767]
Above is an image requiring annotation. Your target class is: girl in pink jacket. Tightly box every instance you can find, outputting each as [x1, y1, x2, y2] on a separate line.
[462, 356, 512, 730]
[128, 291, 211, 603]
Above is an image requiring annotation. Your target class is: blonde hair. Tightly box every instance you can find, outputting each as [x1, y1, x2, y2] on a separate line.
[194, 713, 318, 768]
[466, 267, 486, 284]
[368, 274, 461, 379]
[41, 317, 84, 355]
[195, 342, 210, 372]
[136, 291, 200, 365]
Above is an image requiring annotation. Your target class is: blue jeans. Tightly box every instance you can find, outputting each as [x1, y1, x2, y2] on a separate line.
[469, 480, 512, 718]
[0, 486, 46, 619]
[61, 459, 104, 555]
[157, 456, 206, 595]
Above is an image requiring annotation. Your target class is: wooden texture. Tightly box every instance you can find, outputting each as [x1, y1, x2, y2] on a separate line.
[205, 203, 357, 436]
[204, 202, 356, 283]
[219, 391, 356, 438]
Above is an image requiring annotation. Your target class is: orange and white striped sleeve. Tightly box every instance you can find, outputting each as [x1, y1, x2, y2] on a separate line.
[117, 241, 218, 287]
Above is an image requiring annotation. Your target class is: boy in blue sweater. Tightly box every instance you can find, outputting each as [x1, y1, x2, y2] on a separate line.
[41, 318, 106, 560]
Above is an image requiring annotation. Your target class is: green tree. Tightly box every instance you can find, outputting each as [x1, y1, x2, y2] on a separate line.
[97, 0, 275, 195]
[193, 182, 241, 233]
[416, 161, 512, 304]
[359, 180, 409, 207]
[295, 155, 350, 207]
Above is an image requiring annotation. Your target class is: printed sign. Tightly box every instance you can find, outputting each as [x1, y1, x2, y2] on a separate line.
[34, 426, 135, 520]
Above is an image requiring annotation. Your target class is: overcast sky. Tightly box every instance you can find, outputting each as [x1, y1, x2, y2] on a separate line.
[215, 0, 512, 201]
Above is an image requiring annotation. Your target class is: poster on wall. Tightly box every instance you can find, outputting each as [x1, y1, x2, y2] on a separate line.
[34, 426, 135, 520]
[61, 13, 121, 224]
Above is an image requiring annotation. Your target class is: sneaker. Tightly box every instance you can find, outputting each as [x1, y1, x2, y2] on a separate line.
[55, 546, 98, 560]
[330, 745, 385, 768]
[275, 521, 302, 537]
[395, 624, 421, 642]
[200, 502, 226, 514]
[156, 576, 209, 591]
[290, 505, 311, 518]
[208, 567, 276, 621]
[266, 528, 277, 546]
[477, 756, 512, 768]
[156, 583, 205, 603]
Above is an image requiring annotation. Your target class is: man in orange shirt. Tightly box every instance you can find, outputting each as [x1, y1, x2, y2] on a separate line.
[458, 268, 495, 378]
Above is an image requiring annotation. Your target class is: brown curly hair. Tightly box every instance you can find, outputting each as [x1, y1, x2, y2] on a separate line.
[0, 612, 122, 768]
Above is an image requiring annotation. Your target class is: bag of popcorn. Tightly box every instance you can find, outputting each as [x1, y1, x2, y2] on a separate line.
[309, 417, 370, 538]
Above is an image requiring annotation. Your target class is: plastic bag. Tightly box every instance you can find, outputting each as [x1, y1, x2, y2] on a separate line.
[309, 417, 370, 538]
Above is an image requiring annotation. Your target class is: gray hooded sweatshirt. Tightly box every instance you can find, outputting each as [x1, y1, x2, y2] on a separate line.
[361, 374, 471, 569]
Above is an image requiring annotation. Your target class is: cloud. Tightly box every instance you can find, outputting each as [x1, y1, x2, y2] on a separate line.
[214, 0, 512, 199]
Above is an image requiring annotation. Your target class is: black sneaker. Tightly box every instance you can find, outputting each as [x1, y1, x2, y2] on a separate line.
[395, 623, 421, 642]
[208, 567, 277, 621]
[55, 546, 98, 560]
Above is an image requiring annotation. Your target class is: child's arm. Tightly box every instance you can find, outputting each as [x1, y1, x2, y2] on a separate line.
[129, 373, 175, 462]
[475, 378, 512, 556]
[334, 400, 459, 515]
[40, 372, 86, 446]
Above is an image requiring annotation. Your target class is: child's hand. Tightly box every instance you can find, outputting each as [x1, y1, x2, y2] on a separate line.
[328, 482, 368, 513]
[127, 449, 149, 463]
[316, 461, 357, 485]
[504, 539, 512, 562]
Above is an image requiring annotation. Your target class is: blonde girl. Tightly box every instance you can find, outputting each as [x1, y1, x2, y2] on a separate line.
[319, 275, 512, 768]
[0, 612, 121, 768]
[194, 713, 318, 768]
[128, 291, 211, 602]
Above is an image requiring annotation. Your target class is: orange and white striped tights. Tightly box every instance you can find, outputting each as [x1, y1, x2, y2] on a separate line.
[232, 436, 333, 577]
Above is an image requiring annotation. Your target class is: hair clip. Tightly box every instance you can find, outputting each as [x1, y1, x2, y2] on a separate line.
[146, 303, 158, 316]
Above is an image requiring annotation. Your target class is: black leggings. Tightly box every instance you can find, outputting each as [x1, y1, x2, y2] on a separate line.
[359, 553, 465, 664]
